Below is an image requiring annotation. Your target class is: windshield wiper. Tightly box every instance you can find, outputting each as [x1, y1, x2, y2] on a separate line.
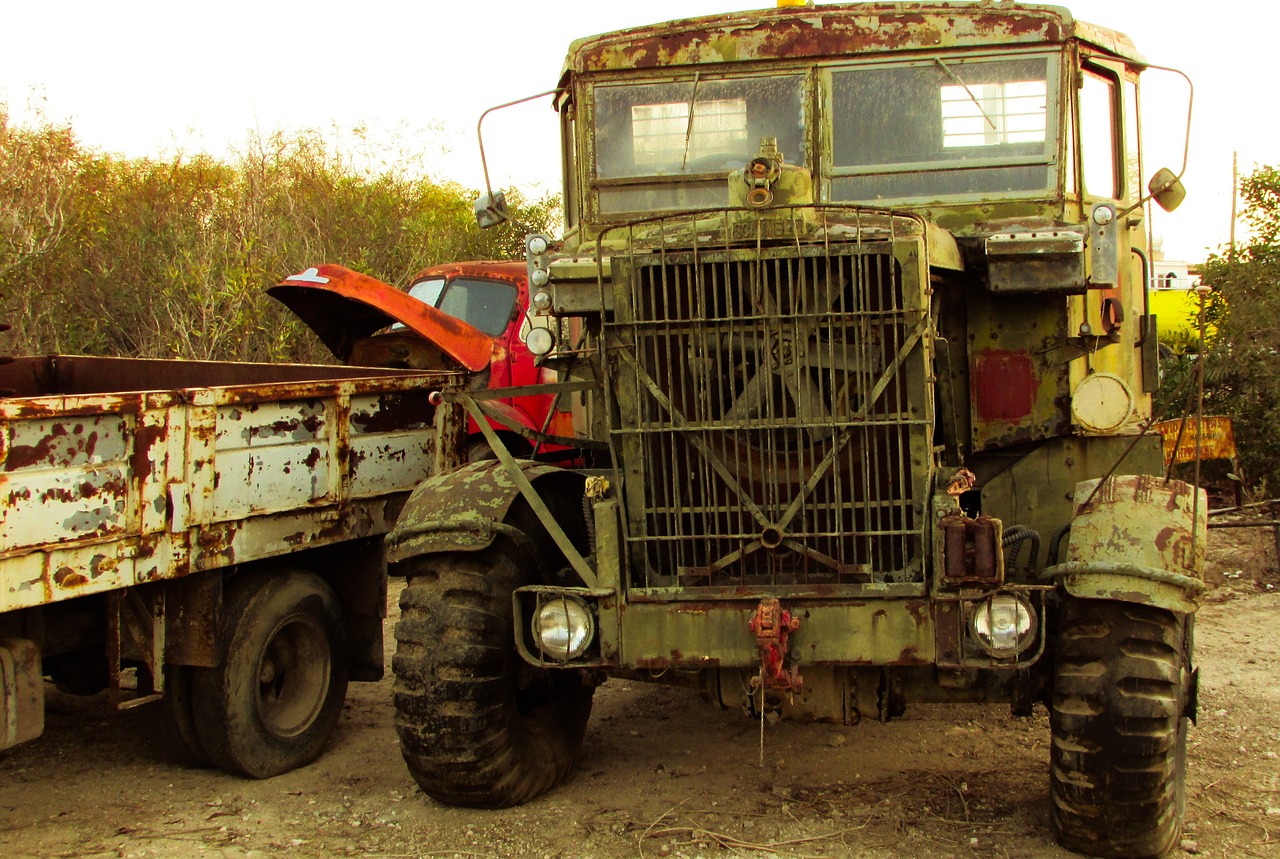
[680, 72, 703, 172]
[935, 58, 997, 131]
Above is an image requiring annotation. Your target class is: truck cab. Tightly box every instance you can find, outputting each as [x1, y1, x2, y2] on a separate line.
[390, 6, 1200, 857]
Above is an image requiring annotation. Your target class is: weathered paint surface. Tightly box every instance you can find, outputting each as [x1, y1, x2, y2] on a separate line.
[0, 636, 43, 750]
[385, 458, 583, 562]
[1049, 474, 1207, 612]
[1155, 416, 1237, 467]
[617, 599, 935, 669]
[0, 357, 457, 613]
[564, 3, 1141, 74]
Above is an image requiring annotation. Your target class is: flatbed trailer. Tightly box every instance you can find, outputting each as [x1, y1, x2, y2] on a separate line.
[0, 355, 459, 776]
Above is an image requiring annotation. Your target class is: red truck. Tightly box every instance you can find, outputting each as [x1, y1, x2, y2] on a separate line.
[270, 260, 577, 462]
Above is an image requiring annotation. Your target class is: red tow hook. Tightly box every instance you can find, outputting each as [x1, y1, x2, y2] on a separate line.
[748, 598, 803, 696]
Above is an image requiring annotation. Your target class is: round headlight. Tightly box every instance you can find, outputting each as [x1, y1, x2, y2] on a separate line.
[969, 594, 1035, 658]
[530, 268, 550, 288]
[533, 596, 594, 661]
[531, 289, 552, 312]
[527, 235, 548, 255]
[526, 326, 555, 356]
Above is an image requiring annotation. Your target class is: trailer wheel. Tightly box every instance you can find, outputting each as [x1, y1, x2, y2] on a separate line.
[192, 569, 349, 778]
[392, 544, 594, 807]
[1050, 597, 1190, 858]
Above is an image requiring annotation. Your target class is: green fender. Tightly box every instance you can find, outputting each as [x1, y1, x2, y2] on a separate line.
[1044, 474, 1207, 614]
[385, 460, 584, 564]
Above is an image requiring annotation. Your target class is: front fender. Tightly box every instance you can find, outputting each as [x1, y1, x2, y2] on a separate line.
[1045, 475, 1207, 613]
[385, 460, 582, 562]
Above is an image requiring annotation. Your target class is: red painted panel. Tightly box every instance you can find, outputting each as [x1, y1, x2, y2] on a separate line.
[973, 350, 1037, 423]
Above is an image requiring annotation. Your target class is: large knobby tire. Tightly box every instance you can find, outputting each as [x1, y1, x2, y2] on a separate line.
[191, 569, 349, 778]
[1050, 597, 1191, 858]
[392, 545, 594, 807]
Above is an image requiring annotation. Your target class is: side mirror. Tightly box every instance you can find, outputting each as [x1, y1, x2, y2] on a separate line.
[1148, 167, 1186, 213]
[474, 191, 510, 229]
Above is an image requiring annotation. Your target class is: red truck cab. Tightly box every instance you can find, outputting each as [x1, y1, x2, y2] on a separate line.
[270, 260, 575, 461]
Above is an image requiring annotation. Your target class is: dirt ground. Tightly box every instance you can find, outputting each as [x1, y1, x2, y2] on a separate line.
[2, 521, 1279, 859]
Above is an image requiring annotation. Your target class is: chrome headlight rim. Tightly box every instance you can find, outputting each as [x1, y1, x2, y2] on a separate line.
[532, 595, 595, 662]
[526, 325, 556, 356]
[968, 592, 1037, 658]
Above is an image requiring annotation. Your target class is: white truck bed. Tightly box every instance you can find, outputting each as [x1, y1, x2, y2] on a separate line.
[0, 355, 456, 612]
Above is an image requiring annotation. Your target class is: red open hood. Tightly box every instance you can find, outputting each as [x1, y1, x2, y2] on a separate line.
[269, 264, 494, 372]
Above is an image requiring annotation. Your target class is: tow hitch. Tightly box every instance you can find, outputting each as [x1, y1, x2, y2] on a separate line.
[748, 598, 803, 696]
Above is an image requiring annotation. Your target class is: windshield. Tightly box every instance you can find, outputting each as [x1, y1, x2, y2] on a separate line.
[584, 54, 1059, 216]
[402, 276, 518, 337]
[591, 74, 806, 215]
[829, 54, 1058, 202]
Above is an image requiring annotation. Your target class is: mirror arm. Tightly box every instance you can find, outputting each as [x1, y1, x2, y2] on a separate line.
[476, 89, 564, 204]
[1116, 64, 1194, 220]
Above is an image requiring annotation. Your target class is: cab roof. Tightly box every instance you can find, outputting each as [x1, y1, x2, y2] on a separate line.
[562, 2, 1144, 77]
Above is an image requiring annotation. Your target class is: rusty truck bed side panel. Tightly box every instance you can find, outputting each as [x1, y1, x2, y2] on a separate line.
[0, 357, 456, 612]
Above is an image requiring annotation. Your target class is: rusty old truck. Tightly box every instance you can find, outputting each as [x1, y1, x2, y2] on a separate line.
[0, 353, 459, 776]
[384, 3, 1203, 858]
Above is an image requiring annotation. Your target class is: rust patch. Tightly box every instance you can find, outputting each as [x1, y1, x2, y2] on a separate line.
[6, 422, 70, 470]
[351, 393, 436, 434]
[52, 566, 88, 588]
[130, 422, 167, 483]
[194, 524, 236, 568]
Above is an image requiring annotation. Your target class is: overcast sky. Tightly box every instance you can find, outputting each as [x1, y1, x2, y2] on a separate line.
[2, 1, 1270, 262]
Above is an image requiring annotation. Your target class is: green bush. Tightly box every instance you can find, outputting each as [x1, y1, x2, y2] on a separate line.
[0, 109, 557, 363]
[1185, 165, 1280, 494]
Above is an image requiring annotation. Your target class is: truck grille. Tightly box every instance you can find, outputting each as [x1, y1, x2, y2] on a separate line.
[607, 239, 931, 594]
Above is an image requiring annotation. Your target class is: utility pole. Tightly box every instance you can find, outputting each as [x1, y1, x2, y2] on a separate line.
[1229, 151, 1238, 263]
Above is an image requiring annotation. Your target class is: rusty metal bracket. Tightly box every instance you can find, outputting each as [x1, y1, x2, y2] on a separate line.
[106, 587, 165, 710]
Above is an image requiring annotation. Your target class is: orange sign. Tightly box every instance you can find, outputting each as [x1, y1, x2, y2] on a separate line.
[1154, 416, 1237, 466]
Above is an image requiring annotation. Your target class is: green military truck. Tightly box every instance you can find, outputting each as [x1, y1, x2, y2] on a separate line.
[387, 4, 1202, 857]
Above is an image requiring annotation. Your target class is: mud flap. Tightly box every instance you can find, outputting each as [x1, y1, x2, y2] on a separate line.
[1045, 475, 1207, 613]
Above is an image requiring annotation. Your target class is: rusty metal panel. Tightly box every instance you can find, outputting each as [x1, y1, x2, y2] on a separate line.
[211, 399, 333, 520]
[1051, 475, 1207, 613]
[211, 444, 333, 519]
[0, 412, 134, 551]
[2, 540, 134, 610]
[1, 358, 454, 614]
[349, 433, 433, 499]
[618, 599, 935, 669]
[0, 636, 43, 749]
[0, 553, 45, 611]
[567, 5, 1078, 73]
[966, 289, 1071, 451]
[3, 411, 129, 471]
[348, 392, 436, 499]
[214, 398, 327, 450]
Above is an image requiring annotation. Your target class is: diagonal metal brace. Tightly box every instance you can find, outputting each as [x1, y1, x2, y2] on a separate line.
[459, 395, 599, 588]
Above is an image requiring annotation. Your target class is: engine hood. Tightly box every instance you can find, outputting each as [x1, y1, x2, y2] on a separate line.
[270, 264, 494, 372]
